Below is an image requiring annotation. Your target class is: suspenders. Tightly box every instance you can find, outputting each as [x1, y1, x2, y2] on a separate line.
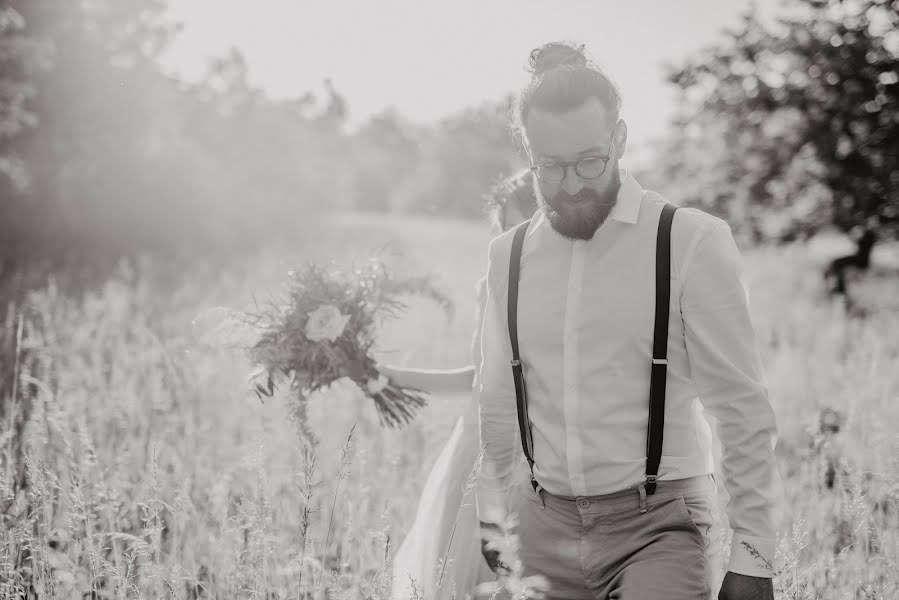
[506, 203, 679, 512]
[508, 218, 537, 495]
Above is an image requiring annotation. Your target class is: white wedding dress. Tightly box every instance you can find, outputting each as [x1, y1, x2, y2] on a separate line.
[391, 278, 528, 600]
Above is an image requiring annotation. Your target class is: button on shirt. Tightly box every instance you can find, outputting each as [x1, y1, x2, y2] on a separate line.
[476, 170, 783, 578]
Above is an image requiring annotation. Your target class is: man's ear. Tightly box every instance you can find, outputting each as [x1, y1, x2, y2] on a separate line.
[512, 128, 532, 166]
[614, 119, 628, 159]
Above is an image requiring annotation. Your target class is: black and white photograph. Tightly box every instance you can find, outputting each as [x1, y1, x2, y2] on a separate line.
[1, 1, 898, 598]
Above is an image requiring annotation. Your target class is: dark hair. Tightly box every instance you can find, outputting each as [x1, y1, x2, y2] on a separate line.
[512, 41, 622, 137]
[483, 169, 538, 235]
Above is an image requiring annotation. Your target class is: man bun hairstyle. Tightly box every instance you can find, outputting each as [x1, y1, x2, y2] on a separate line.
[513, 41, 622, 137]
[528, 41, 588, 74]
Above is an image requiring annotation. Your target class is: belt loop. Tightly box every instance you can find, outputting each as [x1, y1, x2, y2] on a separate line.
[637, 482, 648, 513]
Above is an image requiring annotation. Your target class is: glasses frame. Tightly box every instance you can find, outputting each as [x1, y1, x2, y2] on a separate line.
[528, 137, 615, 184]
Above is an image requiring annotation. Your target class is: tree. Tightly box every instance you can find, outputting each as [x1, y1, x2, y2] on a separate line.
[661, 0, 899, 256]
[6, 0, 183, 269]
[394, 98, 522, 218]
[348, 108, 422, 212]
[0, 2, 52, 278]
[2, 0, 355, 283]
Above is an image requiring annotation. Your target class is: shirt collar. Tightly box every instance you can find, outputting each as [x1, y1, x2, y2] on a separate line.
[610, 169, 643, 225]
[529, 169, 643, 239]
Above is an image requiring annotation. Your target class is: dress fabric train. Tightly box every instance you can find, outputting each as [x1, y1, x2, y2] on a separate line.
[391, 278, 527, 600]
[390, 398, 493, 599]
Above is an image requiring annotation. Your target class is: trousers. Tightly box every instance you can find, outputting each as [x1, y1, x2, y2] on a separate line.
[515, 474, 723, 600]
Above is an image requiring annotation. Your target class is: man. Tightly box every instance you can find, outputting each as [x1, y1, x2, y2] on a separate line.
[476, 41, 783, 600]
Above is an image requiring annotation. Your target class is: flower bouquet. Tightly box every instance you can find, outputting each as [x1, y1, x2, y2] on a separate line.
[234, 259, 453, 428]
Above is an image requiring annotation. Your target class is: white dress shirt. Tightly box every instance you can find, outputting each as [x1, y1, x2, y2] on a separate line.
[476, 170, 783, 578]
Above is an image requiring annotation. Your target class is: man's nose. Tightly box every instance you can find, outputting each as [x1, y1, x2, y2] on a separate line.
[561, 165, 583, 195]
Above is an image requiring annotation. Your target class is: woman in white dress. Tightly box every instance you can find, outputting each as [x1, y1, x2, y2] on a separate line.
[380, 171, 537, 600]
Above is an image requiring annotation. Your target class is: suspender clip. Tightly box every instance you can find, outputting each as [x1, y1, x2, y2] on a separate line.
[511, 359, 521, 367]
[530, 477, 545, 509]
[639, 475, 657, 513]
[652, 358, 668, 365]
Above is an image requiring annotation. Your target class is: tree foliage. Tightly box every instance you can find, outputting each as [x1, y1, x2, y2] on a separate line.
[0, 0, 521, 291]
[661, 0, 899, 244]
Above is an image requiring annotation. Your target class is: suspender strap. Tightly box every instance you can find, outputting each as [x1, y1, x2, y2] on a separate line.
[507, 220, 537, 491]
[645, 203, 679, 495]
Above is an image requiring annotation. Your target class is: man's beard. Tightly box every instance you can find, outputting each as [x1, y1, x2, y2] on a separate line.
[535, 171, 621, 240]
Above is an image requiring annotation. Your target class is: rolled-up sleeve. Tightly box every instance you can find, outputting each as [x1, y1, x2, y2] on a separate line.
[475, 237, 520, 526]
[680, 219, 784, 578]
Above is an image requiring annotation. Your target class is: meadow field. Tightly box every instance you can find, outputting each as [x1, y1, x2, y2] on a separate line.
[2, 212, 898, 599]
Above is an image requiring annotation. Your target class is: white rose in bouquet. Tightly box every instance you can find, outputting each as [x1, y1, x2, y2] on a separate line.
[304, 304, 351, 342]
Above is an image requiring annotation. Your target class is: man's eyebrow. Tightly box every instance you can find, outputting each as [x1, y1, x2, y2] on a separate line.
[537, 146, 607, 161]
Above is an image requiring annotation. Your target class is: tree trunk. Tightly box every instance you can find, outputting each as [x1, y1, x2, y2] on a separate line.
[823, 228, 877, 297]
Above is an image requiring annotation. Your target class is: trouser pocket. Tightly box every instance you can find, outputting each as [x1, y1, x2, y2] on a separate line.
[675, 492, 715, 558]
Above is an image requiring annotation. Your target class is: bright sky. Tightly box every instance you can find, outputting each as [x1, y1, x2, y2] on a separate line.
[162, 0, 782, 165]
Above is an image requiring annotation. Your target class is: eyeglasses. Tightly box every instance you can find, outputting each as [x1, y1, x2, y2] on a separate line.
[529, 138, 614, 184]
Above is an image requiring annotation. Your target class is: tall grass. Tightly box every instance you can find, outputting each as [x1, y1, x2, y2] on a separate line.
[1, 214, 897, 599]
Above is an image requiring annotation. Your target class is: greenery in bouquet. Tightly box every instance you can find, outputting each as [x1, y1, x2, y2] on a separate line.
[245, 259, 453, 428]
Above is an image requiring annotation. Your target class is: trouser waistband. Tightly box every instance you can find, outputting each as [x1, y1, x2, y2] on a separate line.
[533, 474, 715, 514]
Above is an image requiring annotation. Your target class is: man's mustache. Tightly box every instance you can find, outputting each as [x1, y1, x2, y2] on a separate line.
[551, 189, 604, 204]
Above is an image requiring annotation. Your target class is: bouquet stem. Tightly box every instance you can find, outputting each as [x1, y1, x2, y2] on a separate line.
[372, 383, 428, 428]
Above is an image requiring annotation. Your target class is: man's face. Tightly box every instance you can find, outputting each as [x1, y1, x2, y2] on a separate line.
[524, 97, 626, 240]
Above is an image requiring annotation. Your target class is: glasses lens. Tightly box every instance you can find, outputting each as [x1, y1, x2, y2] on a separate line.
[536, 165, 564, 183]
[575, 157, 607, 179]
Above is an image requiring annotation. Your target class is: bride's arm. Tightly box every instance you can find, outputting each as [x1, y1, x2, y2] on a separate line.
[377, 274, 488, 396]
[376, 364, 475, 395]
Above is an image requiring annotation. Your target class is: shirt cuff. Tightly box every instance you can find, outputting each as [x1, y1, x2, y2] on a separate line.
[727, 533, 776, 578]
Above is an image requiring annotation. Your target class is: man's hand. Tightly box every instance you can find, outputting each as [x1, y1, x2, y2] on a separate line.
[718, 572, 774, 600]
[479, 521, 508, 575]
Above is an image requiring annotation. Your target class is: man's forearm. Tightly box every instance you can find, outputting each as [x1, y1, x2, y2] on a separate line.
[476, 450, 518, 524]
[476, 259, 520, 526]
[680, 220, 782, 578]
